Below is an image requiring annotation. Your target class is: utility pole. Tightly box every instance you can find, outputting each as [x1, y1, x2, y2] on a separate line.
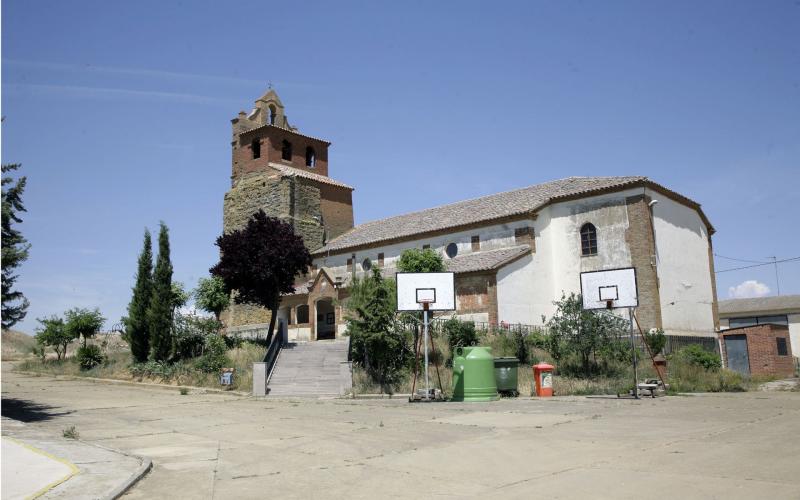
[769, 256, 780, 295]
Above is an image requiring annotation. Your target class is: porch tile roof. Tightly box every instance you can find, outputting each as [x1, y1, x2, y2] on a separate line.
[445, 245, 531, 274]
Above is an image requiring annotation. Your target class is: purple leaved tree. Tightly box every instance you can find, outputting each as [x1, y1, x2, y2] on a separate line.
[210, 210, 312, 344]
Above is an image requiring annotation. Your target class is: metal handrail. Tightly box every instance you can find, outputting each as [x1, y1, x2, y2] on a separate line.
[263, 323, 285, 384]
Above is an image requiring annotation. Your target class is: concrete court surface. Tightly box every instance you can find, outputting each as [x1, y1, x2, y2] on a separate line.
[2, 368, 799, 500]
[1, 436, 77, 499]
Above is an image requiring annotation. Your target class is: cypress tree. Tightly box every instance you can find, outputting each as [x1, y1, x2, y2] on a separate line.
[148, 222, 174, 362]
[125, 229, 152, 363]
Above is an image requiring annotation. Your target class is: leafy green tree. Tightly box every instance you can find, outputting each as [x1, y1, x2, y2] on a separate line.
[64, 307, 105, 348]
[210, 210, 312, 344]
[644, 328, 667, 356]
[544, 293, 627, 376]
[346, 268, 407, 391]
[125, 229, 153, 363]
[171, 281, 189, 315]
[34, 315, 76, 360]
[148, 222, 174, 361]
[2, 163, 31, 328]
[397, 248, 445, 273]
[194, 276, 230, 321]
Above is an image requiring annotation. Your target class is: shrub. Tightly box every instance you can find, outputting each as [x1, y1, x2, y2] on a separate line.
[195, 334, 229, 373]
[173, 314, 221, 360]
[443, 318, 477, 362]
[76, 345, 105, 370]
[644, 328, 667, 356]
[62, 426, 79, 439]
[130, 360, 181, 379]
[673, 344, 721, 371]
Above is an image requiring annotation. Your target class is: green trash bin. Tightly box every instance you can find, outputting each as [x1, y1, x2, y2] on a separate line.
[494, 357, 519, 396]
[451, 346, 500, 402]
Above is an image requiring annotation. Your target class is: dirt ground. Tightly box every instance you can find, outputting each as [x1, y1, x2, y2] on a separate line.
[2, 365, 799, 499]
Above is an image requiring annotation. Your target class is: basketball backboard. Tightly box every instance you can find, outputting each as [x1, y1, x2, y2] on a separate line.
[580, 267, 638, 310]
[396, 272, 455, 311]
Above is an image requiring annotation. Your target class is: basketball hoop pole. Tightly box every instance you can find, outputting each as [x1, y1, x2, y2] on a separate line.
[628, 307, 639, 399]
[423, 302, 431, 401]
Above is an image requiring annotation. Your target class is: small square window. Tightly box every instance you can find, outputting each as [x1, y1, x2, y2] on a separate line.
[346, 258, 353, 272]
[378, 253, 384, 267]
[471, 235, 480, 252]
[423, 244, 430, 250]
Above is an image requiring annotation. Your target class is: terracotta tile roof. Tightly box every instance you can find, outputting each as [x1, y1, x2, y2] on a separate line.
[315, 176, 711, 254]
[445, 245, 531, 274]
[269, 163, 354, 190]
[238, 123, 331, 145]
[718, 295, 800, 316]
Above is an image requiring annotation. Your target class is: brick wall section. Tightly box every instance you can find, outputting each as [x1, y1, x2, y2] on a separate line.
[625, 195, 663, 332]
[707, 236, 720, 330]
[455, 272, 498, 325]
[232, 127, 329, 182]
[514, 226, 535, 251]
[721, 325, 794, 377]
[319, 184, 355, 241]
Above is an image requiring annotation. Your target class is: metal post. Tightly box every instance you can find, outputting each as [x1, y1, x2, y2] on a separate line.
[423, 304, 430, 401]
[628, 307, 639, 399]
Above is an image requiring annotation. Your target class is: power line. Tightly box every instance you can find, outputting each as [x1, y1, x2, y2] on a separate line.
[713, 253, 771, 265]
[715, 256, 800, 273]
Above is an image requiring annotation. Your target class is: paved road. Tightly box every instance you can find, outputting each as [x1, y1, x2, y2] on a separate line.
[2, 368, 799, 499]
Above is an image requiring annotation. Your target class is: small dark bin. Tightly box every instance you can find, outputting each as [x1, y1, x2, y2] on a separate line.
[494, 357, 519, 396]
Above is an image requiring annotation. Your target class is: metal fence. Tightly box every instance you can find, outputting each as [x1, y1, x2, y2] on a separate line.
[414, 317, 719, 356]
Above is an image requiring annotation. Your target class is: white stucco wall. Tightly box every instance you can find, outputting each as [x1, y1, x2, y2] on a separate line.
[313, 219, 537, 279]
[651, 195, 716, 335]
[788, 314, 800, 358]
[312, 186, 716, 336]
[489, 189, 642, 325]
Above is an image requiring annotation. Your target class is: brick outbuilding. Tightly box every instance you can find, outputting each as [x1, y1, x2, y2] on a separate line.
[719, 324, 795, 378]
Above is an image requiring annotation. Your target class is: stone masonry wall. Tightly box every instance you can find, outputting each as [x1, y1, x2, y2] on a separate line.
[222, 171, 325, 328]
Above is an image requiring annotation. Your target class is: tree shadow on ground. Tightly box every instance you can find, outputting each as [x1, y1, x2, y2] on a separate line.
[1, 397, 74, 423]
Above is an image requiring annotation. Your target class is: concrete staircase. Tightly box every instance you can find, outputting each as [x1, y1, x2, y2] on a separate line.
[266, 339, 351, 397]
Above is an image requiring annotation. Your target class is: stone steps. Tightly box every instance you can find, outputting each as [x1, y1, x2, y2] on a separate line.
[267, 339, 351, 397]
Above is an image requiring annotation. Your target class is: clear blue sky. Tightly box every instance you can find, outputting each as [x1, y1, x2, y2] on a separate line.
[2, 0, 799, 333]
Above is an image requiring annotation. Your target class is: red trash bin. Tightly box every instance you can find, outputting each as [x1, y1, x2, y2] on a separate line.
[533, 362, 554, 397]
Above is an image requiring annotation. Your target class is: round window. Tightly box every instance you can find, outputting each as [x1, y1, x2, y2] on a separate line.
[445, 243, 458, 259]
[362, 258, 372, 271]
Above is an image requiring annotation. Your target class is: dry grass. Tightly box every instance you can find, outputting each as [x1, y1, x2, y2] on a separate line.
[16, 343, 267, 393]
[2, 329, 36, 360]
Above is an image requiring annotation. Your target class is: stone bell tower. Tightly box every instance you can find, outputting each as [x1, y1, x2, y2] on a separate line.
[223, 88, 354, 251]
[221, 88, 355, 327]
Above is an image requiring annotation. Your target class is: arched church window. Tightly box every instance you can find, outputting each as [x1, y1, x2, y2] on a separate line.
[251, 138, 261, 159]
[269, 105, 277, 125]
[281, 140, 292, 161]
[580, 223, 598, 256]
[306, 147, 316, 168]
[446, 243, 458, 259]
[296, 304, 309, 324]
